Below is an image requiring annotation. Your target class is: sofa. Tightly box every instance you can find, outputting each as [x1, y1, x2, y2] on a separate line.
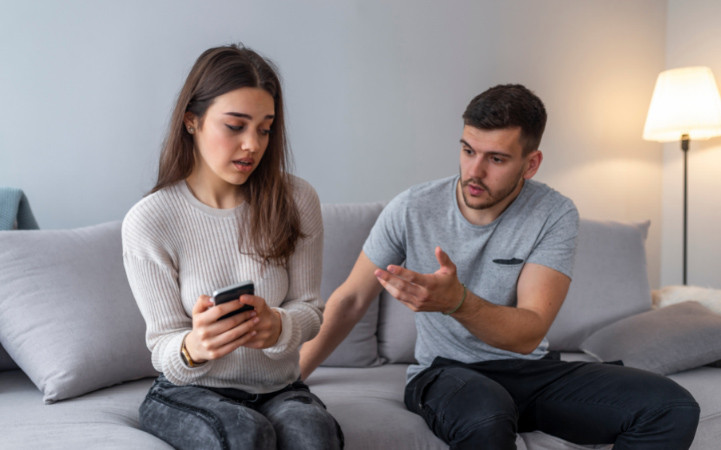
[1, 202, 720, 449]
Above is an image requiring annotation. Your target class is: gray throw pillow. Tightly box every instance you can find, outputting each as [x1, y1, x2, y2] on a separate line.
[0, 222, 157, 403]
[547, 219, 652, 351]
[580, 301, 721, 375]
[377, 289, 417, 364]
[317, 203, 385, 367]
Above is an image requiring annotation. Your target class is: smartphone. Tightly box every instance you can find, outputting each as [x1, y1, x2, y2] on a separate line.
[211, 281, 255, 321]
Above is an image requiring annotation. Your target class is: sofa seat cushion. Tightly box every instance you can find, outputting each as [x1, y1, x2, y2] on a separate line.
[3, 361, 718, 449]
[0, 370, 170, 449]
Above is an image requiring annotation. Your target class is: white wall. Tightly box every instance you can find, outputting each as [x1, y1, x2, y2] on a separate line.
[663, 0, 721, 288]
[1, 0, 666, 287]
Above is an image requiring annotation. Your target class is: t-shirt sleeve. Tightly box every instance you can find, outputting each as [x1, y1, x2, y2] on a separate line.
[362, 190, 409, 269]
[526, 199, 579, 279]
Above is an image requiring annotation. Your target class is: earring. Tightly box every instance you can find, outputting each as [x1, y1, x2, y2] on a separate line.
[188, 127, 195, 134]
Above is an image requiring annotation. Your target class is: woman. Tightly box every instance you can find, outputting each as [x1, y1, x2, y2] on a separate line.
[122, 44, 342, 450]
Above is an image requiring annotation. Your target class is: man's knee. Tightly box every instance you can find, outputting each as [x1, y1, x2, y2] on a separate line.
[644, 374, 699, 422]
[627, 373, 700, 448]
[650, 381, 700, 444]
[409, 366, 518, 448]
[452, 412, 518, 450]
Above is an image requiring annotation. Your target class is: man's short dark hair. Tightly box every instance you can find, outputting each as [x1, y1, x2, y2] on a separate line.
[462, 84, 547, 155]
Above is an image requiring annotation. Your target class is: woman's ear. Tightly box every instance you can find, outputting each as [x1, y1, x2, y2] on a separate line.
[184, 112, 198, 134]
[523, 150, 543, 180]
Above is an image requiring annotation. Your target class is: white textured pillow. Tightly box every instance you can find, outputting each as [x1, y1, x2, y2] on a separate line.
[652, 285, 721, 314]
[547, 219, 652, 351]
[0, 222, 157, 403]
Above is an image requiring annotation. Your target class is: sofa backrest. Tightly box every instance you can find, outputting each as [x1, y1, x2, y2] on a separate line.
[0, 202, 654, 377]
[318, 203, 653, 367]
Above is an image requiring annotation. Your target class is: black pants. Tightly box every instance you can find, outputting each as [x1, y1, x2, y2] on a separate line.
[405, 356, 699, 450]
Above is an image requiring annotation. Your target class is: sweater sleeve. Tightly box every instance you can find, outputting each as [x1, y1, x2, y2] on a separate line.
[263, 178, 324, 360]
[121, 206, 213, 384]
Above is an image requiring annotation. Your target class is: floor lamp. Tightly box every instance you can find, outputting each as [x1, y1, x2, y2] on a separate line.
[643, 66, 721, 285]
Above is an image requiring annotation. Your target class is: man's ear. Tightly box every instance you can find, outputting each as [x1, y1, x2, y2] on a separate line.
[523, 150, 543, 179]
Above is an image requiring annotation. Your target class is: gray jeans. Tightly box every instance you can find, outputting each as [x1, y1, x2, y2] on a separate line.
[140, 375, 344, 450]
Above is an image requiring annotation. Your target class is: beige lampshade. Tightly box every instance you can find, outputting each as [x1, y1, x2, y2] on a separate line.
[643, 66, 721, 142]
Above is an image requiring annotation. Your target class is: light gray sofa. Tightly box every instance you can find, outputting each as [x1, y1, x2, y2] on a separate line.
[1, 202, 720, 449]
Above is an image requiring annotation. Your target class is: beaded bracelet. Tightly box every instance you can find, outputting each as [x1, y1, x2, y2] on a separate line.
[443, 283, 467, 315]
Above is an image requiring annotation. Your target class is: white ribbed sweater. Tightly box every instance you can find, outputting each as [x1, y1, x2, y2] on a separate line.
[121, 176, 323, 393]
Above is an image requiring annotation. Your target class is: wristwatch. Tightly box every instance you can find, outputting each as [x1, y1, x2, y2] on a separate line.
[180, 335, 203, 368]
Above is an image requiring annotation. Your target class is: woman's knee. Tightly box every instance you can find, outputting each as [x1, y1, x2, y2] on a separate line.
[263, 390, 343, 449]
[139, 384, 276, 450]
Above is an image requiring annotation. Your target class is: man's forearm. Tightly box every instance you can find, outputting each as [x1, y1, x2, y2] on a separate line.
[450, 263, 570, 354]
[300, 290, 372, 379]
[300, 251, 387, 379]
[450, 292, 551, 354]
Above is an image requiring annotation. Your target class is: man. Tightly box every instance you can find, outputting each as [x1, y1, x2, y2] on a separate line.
[300, 84, 699, 449]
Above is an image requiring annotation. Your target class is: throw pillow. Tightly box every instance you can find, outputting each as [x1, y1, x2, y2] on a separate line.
[377, 289, 417, 364]
[579, 301, 721, 375]
[317, 203, 385, 367]
[0, 222, 157, 403]
[547, 219, 652, 351]
[652, 285, 721, 315]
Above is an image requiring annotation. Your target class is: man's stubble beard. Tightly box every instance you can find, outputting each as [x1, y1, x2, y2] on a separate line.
[459, 169, 525, 211]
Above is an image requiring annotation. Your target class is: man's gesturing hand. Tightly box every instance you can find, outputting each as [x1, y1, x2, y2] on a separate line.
[374, 246, 466, 314]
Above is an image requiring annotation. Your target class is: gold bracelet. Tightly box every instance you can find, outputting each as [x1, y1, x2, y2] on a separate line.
[180, 334, 203, 368]
[444, 283, 467, 315]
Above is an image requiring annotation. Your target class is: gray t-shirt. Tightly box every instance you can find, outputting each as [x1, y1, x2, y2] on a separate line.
[363, 175, 579, 382]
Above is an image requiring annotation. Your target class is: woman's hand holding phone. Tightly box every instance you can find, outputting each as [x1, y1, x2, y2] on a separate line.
[182, 285, 283, 364]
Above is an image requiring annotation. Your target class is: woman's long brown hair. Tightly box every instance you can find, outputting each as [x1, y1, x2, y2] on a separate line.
[151, 44, 302, 266]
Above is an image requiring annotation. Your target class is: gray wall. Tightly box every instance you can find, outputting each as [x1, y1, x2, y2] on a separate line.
[1, 0, 668, 287]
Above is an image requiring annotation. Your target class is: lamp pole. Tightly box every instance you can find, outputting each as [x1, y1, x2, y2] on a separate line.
[681, 133, 689, 285]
